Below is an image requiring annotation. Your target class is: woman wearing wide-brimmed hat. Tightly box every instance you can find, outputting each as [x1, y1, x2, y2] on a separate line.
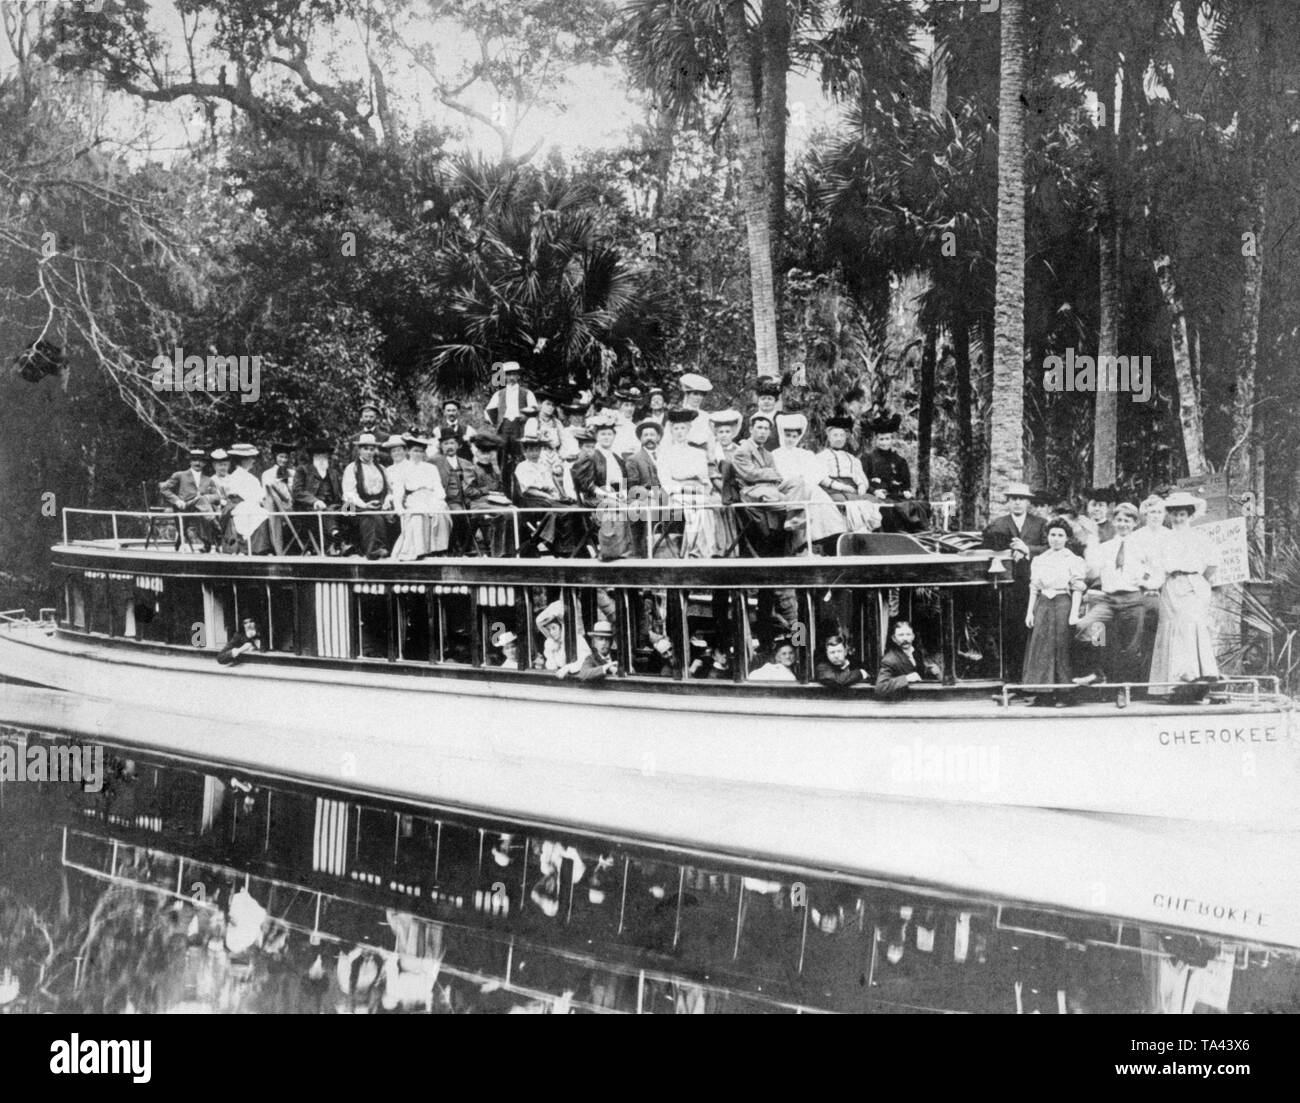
[1148, 491, 1219, 692]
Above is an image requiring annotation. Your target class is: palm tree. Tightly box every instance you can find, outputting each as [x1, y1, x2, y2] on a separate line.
[425, 158, 673, 395]
[989, 0, 1027, 508]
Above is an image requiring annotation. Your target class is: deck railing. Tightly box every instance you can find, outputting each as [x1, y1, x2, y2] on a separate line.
[60, 498, 961, 560]
[998, 675, 1285, 708]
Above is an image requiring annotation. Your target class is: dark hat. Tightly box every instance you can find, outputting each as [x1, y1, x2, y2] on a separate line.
[471, 430, 503, 451]
[304, 439, 333, 455]
[269, 441, 296, 455]
[664, 407, 697, 425]
[359, 401, 381, 416]
[635, 419, 663, 439]
[441, 397, 462, 409]
[571, 426, 596, 444]
[755, 378, 783, 397]
[563, 401, 588, 416]
[865, 412, 901, 434]
[825, 416, 855, 432]
[534, 388, 559, 404]
[615, 387, 642, 402]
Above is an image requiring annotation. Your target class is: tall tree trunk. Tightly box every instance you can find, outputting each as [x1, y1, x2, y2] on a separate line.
[954, 316, 975, 527]
[760, 0, 789, 363]
[989, 0, 1027, 504]
[722, 0, 781, 380]
[930, 37, 950, 118]
[917, 326, 937, 498]
[1093, 59, 1121, 489]
[1230, 173, 1267, 497]
[1154, 255, 1206, 476]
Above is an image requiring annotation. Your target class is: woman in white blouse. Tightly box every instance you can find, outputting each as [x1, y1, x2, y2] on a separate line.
[657, 409, 722, 558]
[392, 438, 451, 559]
[1148, 491, 1218, 691]
[1022, 517, 1086, 687]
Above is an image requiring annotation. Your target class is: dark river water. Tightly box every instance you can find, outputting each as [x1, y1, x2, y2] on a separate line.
[1, 725, 1297, 1014]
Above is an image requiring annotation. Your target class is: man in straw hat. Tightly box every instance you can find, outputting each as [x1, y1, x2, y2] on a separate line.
[980, 481, 1048, 680]
[1071, 500, 1164, 686]
[484, 361, 536, 482]
[342, 432, 393, 559]
[513, 430, 583, 556]
[160, 447, 221, 552]
[557, 619, 618, 682]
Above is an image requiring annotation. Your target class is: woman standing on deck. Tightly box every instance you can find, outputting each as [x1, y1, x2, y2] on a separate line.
[1022, 518, 1086, 689]
[1148, 491, 1219, 691]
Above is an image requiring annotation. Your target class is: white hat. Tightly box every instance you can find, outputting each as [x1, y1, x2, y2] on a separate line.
[501, 361, 522, 373]
[1004, 481, 1034, 499]
[492, 629, 518, 647]
[1162, 490, 1207, 517]
[587, 620, 615, 638]
[775, 412, 808, 436]
[355, 432, 381, 447]
[535, 600, 565, 630]
[678, 372, 713, 393]
[381, 434, 407, 450]
[209, 448, 229, 461]
[708, 408, 741, 425]
[227, 443, 259, 458]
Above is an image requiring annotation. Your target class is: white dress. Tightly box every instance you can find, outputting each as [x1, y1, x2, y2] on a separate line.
[226, 466, 271, 538]
[658, 441, 722, 558]
[773, 446, 847, 543]
[392, 460, 451, 559]
[817, 448, 882, 533]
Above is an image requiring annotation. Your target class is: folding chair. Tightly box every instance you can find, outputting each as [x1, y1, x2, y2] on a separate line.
[142, 481, 179, 550]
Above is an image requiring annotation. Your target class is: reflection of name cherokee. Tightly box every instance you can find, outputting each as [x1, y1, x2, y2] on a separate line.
[1157, 726, 1278, 746]
[1153, 894, 1266, 928]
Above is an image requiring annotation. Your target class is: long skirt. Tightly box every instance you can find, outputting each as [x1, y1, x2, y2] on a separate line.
[1021, 593, 1073, 685]
[827, 489, 882, 533]
[671, 489, 721, 559]
[782, 478, 847, 544]
[1148, 574, 1218, 691]
[393, 490, 450, 560]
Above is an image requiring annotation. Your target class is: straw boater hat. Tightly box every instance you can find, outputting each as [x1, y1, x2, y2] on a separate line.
[1004, 481, 1034, 500]
[405, 435, 430, 451]
[381, 434, 407, 450]
[186, 447, 207, 460]
[354, 432, 381, 448]
[678, 372, 712, 393]
[501, 361, 522, 375]
[209, 448, 229, 462]
[587, 620, 615, 638]
[492, 629, 518, 648]
[1162, 490, 1207, 517]
[708, 409, 741, 426]
[1112, 501, 1140, 522]
[228, 443, 259, 459]
[635, 419, 662, 439]
[520, 430, 543, 446]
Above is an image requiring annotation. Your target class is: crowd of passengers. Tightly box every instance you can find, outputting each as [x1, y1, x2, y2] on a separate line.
[159, 365, 929, 565]
[162, 362, 1220, 699]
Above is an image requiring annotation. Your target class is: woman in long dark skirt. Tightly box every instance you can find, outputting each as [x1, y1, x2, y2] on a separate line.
[1022, 518, 1086, 698]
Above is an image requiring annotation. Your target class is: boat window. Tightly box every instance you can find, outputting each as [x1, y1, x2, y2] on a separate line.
[262, 786, 315, 869]
[65, 577, 86, 629]
[950, 586, 1003, 681]
[85, 573, 111, 634]
[392, 813, 441, 895]
[731, 873, 804, 983]
[618, 855, 686, 953]
[233, 582, 269, 644]
[741, 588, 812, 683]
[162, 579, 204, 647]
[265, 584, 299, 654]
[393, 585, 432, 663]
[624, 587, 679, 678]
[553, 841, 621, 939]
[476, 584, 524, 670]
[431, 586, 472, 664]
[353, 584, 390, 659]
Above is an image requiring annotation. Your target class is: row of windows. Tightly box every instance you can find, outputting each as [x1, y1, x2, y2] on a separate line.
[63, 573, 1010, 684]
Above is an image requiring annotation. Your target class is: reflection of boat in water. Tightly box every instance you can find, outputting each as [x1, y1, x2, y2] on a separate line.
[5, 731, 1299, 1011]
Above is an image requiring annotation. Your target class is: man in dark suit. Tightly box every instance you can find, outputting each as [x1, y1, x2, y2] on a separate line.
[431, 430, 473, 552]
[291, 439, 344, 554]
[874, 620, 941, 700]
[464, 432, 513, 555]
[739, 377, 783, 451]
[437, 399, 476, 460]
[160, 448, 221, 551]
[624, 420, 662, 493]
[816, 635, 869, 689]
[217, 615, 264, 665]
[980, 481, 1048, 680]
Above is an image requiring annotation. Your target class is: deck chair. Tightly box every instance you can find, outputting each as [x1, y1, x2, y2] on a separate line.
[142, 481, 180, 550]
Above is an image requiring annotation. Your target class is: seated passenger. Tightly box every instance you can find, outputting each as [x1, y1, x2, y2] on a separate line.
[728, 415, 802, 549]
[818, 418, 882, 533]
[690, 638, 734, 680]
[815, 634, 869, 689]
[465, 432, 514, 556]
[226, 443, 273, 554]
[772, 413, 849, 548]
[572, 417, 631, 560]
[342, 433, 394, 559]
[430, 430, 472, 554]
[657, 408, 723, 558]
[160, 447, 221, 552]
[749, 639, 798, 682]
[217, 616, 264, 665]
[392, 436, 451, 560]
[260, 442, 297, 554]
[559, 620, 618, 681]
[291, 440, 345, 554]
[534, 600, 591, 673]
[514, 433, 583, 556]
[875, 620, 941, 700]
[645, 628, 681, 677]
[491, 628, 521, 669]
